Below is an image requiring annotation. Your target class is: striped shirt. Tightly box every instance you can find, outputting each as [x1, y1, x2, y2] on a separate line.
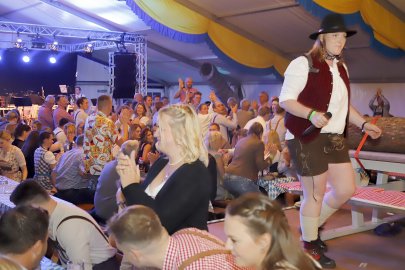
[55, 148, 88, 190]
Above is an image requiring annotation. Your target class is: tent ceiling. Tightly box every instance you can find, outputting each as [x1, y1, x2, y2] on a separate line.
[0, 0, 404, 87]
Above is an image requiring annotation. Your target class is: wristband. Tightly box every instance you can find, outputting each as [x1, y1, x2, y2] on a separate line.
[307, 109, 314, 120]
[309, 110, 317, 122]
[361, 121, 367, 132]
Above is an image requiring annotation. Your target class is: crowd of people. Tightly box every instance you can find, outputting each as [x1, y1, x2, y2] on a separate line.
[0, 13, 384, 270]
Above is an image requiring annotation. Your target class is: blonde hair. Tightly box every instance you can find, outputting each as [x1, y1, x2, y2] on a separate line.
[204, 131, 227, 153]
[265, 130, 282, 152]
[63, 123, 76, 134]
[0, 130, 12, 141]
[158, 104, 208, 166]
[97, 95, 112, 110]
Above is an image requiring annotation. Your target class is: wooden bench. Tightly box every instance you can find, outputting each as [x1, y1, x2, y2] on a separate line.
[276, 180, 405, 240]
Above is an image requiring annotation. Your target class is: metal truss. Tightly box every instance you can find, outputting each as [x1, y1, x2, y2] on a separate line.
[132, 43, 147, 96]
[1, 21, 148, 94]
[0, 21, 146, 52]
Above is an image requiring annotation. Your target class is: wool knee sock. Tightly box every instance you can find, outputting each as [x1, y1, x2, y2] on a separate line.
[318, 201, 339, 227]
[300, 214, 319, 242]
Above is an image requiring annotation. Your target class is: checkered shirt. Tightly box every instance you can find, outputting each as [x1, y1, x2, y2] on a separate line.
[163, 228, 250, 270]
[33, 147, 54, 190]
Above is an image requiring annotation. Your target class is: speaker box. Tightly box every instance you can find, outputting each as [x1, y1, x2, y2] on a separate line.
[112, 53, 137, 99]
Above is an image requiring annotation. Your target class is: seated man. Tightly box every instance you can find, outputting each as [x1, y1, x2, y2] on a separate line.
[0, 205, 49, 270]
[108, 205, 245, 270]
[94, 140, 139, 221]
[10, 180, 119, 270]
[53, 135, 94, 205]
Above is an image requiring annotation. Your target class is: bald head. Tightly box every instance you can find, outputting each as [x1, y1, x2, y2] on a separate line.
[134, 93, 143, 104]
[45, 95, 55, 106]
[121, 140, 140, 156]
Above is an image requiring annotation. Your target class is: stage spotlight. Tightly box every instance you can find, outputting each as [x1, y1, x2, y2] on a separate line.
[49, 56, 57, 64]
[50, 40, 58, 51]
[22, 55, 30, 63]
[84, 43, 94, 53]
[14, 38, 24, 49]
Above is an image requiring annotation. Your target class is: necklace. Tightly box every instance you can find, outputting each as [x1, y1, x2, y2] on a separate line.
[164, 158, 185, 181]
[168, 158, 184, 166]
[324, 50, 341, 61]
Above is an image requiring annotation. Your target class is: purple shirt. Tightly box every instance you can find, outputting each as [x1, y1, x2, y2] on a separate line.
[53, 107, 74, 128]
[37, 103, 54, 130]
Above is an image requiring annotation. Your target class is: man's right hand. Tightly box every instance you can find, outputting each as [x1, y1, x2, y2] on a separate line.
[209, 90, 217, 102]
[178, 78, 184, 88]
[231, 104, 238, 114]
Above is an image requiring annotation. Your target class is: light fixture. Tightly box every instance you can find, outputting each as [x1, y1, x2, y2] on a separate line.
[49, 40, 58, 51]
[49, 56, 57, 64]
[14, 36, 24, 49]
[84, 43, 94, 53]
[22, 55, 30, 63]
[22, 47, 30, 63]
[31, 34, 46, 49]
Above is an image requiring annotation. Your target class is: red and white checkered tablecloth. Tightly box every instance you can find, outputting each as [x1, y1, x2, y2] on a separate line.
[275, 182, 405, 210]
[276, 181, 302, 191]
[352, 187, 405, 210]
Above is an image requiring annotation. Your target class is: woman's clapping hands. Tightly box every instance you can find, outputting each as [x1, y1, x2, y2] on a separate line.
[116, 150, 141, 188]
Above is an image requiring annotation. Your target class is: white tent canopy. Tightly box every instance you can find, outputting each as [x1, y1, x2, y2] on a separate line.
[1, 0, 405, 86]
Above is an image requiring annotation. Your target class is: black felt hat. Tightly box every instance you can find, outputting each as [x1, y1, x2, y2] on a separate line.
[309, 13, 357, 40]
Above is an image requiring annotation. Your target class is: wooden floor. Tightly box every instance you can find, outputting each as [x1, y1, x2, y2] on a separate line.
[208, 204, 405, 270]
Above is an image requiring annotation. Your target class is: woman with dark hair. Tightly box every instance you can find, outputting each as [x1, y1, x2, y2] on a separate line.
[137, 128, 154, 173]
[223, 122, 276, 198]
[21, 131, 40, 179]
[131, 103, 150, 128]
[12, 123, 31, 149]
[128, 123, 142, 141]
[225, 193, 318, 270]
